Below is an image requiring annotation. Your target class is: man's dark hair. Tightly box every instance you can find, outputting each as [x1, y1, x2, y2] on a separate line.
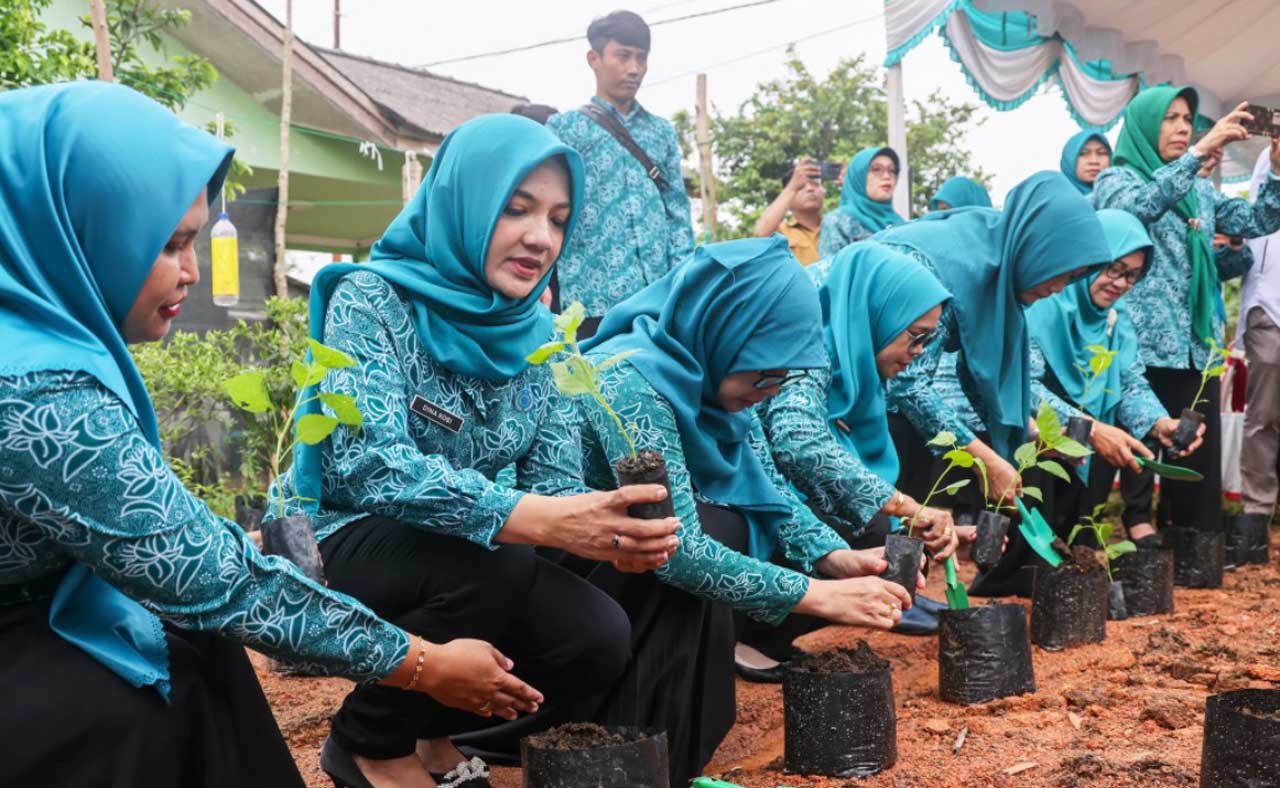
[781, 164, 796, 190]
[510, 103, 558, 125]
[587, 11, 650, 54]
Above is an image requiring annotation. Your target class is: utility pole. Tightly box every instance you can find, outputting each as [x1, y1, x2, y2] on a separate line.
[333, 0, 341, 49]
[87, 0, 113, 82]
[273, 0, 294, 298]
[695, 73, 717, 240]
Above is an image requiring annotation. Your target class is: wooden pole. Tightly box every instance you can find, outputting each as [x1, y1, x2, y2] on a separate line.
[886, 63, 910, 217]
[87, 0, 114, 82]
[273, 0, 294, 298]
[333, 0, 341, 49]
[695, 73, 717, 240]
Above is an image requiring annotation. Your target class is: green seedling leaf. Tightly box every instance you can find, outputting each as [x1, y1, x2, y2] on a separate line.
[597, 348, 643, 371]
[1035, 401, 1062, 446]
[1106, 541, 1137, 561]
[525, 340, 565, 365]
[1098, 522, 1114, 542]
[224, 371, 271, 413]
[291, 359, 308, 389]
[1205, 364, 1227, 379]
[972, 456, 990, 499]
[320, 393, 363, 426]
[943, 448, 974, 468]
[307, 339, 355, 370]
[550, 359, 593, 396]
[1054, 437, 1091, 458]
[927, 430, 958, 448]
[554, 301, 586, 344]
[1021, 485, 1043, 502]
[942, 479, 971, 495]
[1038, 459, 1072, 482]
[1066, 524, 1085, 546]
[295, 413, 339, 445]
[292, 360, 327, 388]
[1013, 442, 1037, 470]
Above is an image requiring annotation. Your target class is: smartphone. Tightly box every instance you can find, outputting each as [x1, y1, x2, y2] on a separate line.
[1242, 104, 1280, 137]
[815, 161, 843, 181]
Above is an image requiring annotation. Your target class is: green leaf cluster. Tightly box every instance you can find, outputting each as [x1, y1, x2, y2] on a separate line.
[998, 402, 1091, 510]
[1074, 344, 1118, 414]
[670, 49, 992, 236]
[1190, 337, 1228, 410]
[911, 431, 981, 530]
[1066, 503, 1136, 581]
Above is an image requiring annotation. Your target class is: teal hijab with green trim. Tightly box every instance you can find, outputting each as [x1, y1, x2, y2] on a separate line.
[839, 146, 905, 233]
[1026, 209, 1151, 428]
[1113, 84, 1216, 344]
[822, 242, 950, 486]
[873, 172, 1111, 460]
[1059, 130, 1111, 194]
[584, 236, 827, 560]
[929, 176, 992, 210]
[0, 82, 233, 700]
[294, 114, 584, 507]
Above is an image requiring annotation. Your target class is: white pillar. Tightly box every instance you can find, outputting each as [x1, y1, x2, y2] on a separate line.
[886, 62, 910, 217]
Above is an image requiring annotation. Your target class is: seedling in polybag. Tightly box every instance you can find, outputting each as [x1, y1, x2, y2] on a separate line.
[1066, 503, 1137, 581]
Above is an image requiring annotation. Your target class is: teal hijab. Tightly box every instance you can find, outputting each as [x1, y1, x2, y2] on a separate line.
[0, 82, 233, 700]
[1026, 209, 1151, 426]
[1059, 130, 1111, 194]
[929, 176, 992, 210]
[584, 236, 827, 560]
[874, 172, 1111, 460]
[839, 146, 905, 233]
[821, 242, 950, 486]
[293, 114, 584, 507]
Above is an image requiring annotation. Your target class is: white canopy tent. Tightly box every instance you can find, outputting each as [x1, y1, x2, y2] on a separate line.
[884, 0, 1280, 214]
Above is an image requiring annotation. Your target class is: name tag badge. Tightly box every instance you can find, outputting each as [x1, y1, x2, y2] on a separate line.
[410, 395, 464, 433]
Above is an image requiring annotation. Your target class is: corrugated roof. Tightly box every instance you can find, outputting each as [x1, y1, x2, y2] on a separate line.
[316, 47, 529, 140]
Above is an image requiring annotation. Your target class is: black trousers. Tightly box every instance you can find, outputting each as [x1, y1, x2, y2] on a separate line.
[1145, 366, 1224, 532]
[0, 596, 304, 788]
[320, 516, 631, 759]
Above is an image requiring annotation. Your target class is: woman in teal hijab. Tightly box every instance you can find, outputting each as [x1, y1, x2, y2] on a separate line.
[0, 83, 542, 787]
[575, 236, 917, 785]
[1060, 130, 1112, 194]
[818, 145, 905, 256]
[929, 175, 992, 211]
[273, 113, 686, 786]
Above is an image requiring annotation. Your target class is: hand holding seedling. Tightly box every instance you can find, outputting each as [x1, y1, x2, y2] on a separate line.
[1150, 416, 1205, 457]
[817, 547, 925, 590]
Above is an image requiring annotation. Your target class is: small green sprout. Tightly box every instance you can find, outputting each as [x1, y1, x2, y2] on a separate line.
[1066, 503, 1137, 581]
[909, 431, 981, 532]
[995, 401, 1091, 513]
[1075, 344, 1119, 414]
[1189, 338, 1228, 411]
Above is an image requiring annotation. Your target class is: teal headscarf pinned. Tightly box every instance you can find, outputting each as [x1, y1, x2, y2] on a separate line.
[822, 242, 950, 487]
[929, 176, 992, 211]
[0, 82, 233, 700]
[874, 172, 1111, 460]
[1059, 130, 1111, 194]
[584, 236, 827, 560]
[1026, 209, 1150, 427]
[839, 147, 905, 234]
[293, 114, 584, 508]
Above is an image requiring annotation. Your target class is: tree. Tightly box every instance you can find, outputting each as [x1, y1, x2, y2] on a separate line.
[673, 49, 993, 236]
[0, 0, 96, 88]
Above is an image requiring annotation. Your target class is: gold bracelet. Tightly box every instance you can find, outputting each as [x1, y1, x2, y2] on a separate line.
[403, 637, 427, 691]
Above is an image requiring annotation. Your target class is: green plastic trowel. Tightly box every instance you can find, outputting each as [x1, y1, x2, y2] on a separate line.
[1136, 456, 1204, 481]
[943, 556, 970, 609]
[1015, 497, 1063, 568]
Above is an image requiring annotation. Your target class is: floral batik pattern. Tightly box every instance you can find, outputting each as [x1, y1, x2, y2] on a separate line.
[817, 212, 871, 258]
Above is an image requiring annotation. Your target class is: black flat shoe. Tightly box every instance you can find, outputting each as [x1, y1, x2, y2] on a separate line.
[890, 604, 939, 636]
[429, 756, 492, 788]
[735, 658, 788, 683]
[319, 737, 374, 788]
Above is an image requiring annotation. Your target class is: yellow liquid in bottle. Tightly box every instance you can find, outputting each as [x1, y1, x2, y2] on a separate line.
[211, 235, 240, 306]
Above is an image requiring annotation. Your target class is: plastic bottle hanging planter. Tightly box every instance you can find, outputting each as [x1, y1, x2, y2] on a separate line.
[211, 211, 240, 307]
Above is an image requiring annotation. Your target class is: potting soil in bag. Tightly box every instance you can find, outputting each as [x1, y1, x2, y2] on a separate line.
[521, 724, 669, 788]
[1200, 689, 1280, 787]
[1029, 550, 1108, 651]
[1111, 546, 1174, 617]
[1167, 528, 1225, 588]
[783, 643, 896, 778]
[938, 603, 1035, 705]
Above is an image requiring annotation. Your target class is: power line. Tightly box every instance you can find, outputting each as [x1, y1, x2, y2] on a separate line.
[418, 0, 783, 68]
[645, 9, 885, 88]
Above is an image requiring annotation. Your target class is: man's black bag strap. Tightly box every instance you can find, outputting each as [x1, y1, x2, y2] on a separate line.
[579, 103, 668, 191]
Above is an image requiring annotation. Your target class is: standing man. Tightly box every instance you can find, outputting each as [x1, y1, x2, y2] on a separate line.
[1239, 146, 1280, 524]
[753, 159, 826, 265]
[548, 11, 694, 330]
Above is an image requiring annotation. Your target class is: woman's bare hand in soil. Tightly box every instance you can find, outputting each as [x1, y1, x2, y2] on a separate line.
[1090, 421, 1153, 472]
[1151, 417, 1205, 457]
[795, 576, 913, 630]
[413, 640, 543, 720]
[502, 487, 680, 565]
[816, 547, 887, 578]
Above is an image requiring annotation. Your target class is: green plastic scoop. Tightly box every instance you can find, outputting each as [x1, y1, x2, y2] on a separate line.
[943, 556, 970, 609]
[1136, 456, 1204, 481]
[1015, 498, 1063, 567]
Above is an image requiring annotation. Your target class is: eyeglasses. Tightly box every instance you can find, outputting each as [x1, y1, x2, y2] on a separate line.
[906, 327, 939, 352]
[869, 165, 899, 178]
[1099, 261, 1146, 285]
[754, 370, 806, 390]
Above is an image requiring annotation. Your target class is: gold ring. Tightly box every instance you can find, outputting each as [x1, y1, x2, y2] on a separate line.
[943, 525, 953, 536]
[887, 605, 897, 617]
[480, 701, 492, 714]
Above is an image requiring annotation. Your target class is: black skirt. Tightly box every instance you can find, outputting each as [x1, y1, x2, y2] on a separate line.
[0, 596, 304, 788]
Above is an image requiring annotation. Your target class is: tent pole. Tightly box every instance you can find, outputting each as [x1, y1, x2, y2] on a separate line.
[886, 62, 910, 217]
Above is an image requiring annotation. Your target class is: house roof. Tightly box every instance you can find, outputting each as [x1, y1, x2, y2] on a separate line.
[315, 47, 527, 140]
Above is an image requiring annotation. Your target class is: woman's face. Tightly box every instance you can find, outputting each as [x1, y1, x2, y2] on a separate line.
[122, 189, 206, 344]
[1158, 96, 1194, 162]
[875, 305, 942, 380]
[1018, 267, 1088, 305]
[1089, 250, 1146, 309]
[865, 154, 898, 203]
[1075, 139, 1111, 185]
[483, 160, 572, 300]
[715, 369, 789, 412]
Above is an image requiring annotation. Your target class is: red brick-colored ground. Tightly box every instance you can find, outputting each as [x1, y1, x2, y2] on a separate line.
[261, 535, 1279, 787]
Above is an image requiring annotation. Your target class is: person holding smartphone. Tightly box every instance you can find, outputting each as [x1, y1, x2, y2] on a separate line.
[753, 158, 834, 265]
